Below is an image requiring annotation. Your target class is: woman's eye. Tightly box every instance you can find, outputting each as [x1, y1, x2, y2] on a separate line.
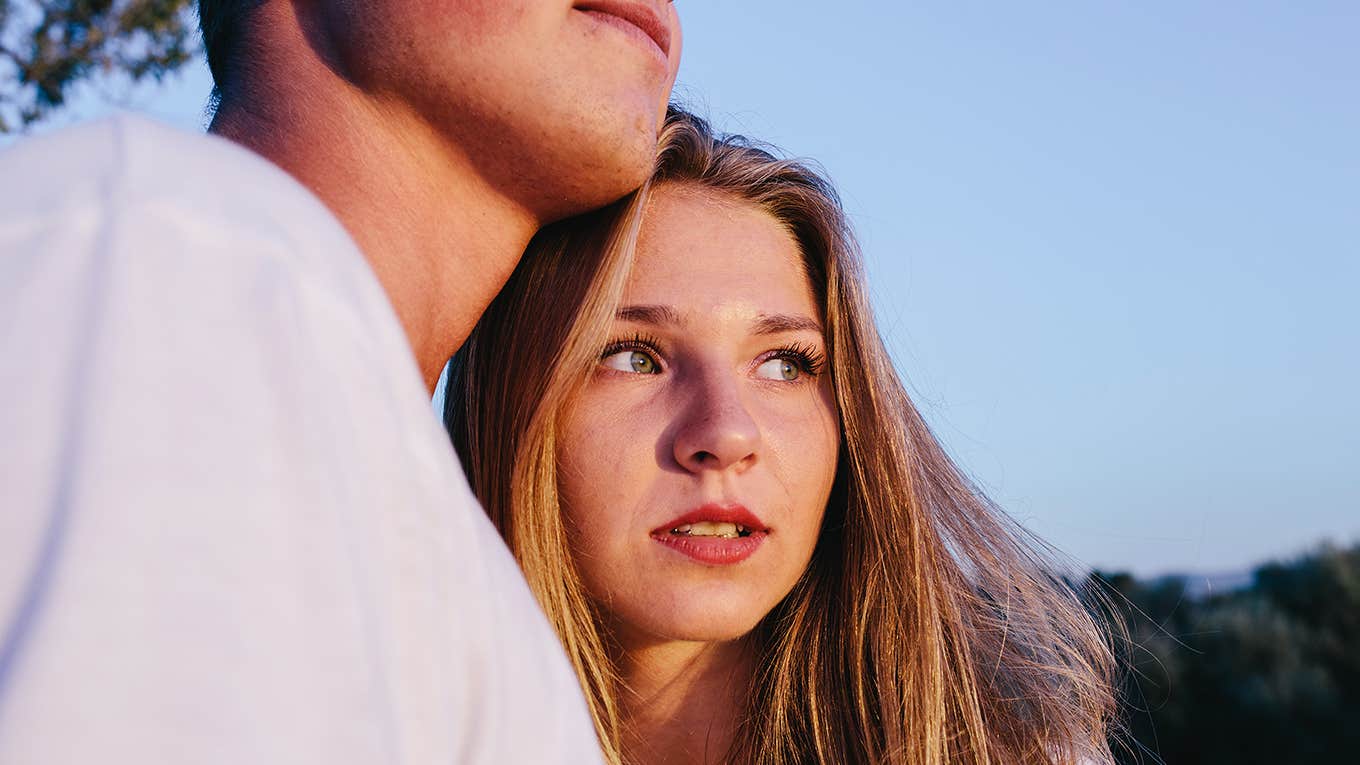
[756, 357, 800, 381]
[602, 350, 660, 375]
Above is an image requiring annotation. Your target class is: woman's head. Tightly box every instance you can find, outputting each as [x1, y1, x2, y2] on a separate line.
[557, 180, 840, 646]
[446, 108, 1116, 764]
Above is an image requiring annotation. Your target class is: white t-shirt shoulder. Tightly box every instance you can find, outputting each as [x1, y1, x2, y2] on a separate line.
[0, 114, 602, 764]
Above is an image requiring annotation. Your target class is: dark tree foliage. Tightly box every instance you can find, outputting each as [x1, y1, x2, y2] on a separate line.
[0, 0, 198, 132]
[1089, 543, 1360, 764]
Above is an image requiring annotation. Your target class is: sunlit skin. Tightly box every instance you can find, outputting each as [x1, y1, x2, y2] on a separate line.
[211, 1, 683, 388]
[314, 0, 683, 218]
[558, 183, 841, 763]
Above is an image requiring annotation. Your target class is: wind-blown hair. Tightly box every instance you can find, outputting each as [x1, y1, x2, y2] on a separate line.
[444, 108, 1117, 764]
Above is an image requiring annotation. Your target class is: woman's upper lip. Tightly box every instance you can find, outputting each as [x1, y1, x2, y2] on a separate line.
[652, 503, 768, 534]
[574, 0, 672, 58]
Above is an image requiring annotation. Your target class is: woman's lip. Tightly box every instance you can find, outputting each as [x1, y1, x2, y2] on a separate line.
[651, 532, 766, 566]
[574, 1, 672, 60]
[651, 503, 768, 535]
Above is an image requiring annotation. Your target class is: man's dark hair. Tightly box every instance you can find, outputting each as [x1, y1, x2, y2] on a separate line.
[199, 0, 264, 90]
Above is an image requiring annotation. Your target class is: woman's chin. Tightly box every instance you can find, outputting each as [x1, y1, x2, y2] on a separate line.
[617, 606, 767, 646]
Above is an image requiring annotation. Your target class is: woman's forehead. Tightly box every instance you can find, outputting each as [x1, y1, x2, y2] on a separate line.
[628, 184, 816, 321]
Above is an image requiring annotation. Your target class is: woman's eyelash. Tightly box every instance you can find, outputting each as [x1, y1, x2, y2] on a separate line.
[768, 342, 826, 377]
[600, 333, 663, 359]
[599, 336, 826, 377]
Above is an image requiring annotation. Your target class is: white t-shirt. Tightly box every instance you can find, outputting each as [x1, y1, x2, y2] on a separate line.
[0, 114, 602, 764]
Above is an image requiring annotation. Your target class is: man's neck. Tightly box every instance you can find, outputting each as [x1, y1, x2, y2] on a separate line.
[207, 5, 539, 392]
[616, 635, 753, 765]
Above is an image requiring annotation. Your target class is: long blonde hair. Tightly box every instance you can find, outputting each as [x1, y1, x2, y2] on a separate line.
[445, 109, 1117, 764]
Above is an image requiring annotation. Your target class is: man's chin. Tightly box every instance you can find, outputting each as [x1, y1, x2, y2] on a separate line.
[537, 144, 657, 222]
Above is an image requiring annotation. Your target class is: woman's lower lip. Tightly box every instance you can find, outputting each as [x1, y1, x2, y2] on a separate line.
[651, 532, 765, 565]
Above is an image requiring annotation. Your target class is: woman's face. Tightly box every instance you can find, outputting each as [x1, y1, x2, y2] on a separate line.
[558, 183, 840, 646]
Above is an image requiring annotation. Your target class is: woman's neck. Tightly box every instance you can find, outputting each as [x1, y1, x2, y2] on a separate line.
[615, 635, 754, 765]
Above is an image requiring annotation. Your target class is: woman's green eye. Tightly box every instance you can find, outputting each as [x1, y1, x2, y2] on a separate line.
[629, 352, 657, 374]
[603, 349, 660, 374]
[756, 357, 800, 381]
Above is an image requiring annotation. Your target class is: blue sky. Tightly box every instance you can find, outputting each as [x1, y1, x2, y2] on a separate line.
[12, 2, 1357, 576]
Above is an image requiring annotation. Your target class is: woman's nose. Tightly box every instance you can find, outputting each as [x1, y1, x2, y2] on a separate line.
[671, 378, 761, 474]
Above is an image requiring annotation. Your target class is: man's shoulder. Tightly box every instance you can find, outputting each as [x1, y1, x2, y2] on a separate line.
[0, 112, 353, 261]
[0, 112, 400, 419]
[3, 113, 257, 206]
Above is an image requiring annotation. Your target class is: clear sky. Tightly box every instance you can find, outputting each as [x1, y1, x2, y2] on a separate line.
[13, 2, 1357, 576]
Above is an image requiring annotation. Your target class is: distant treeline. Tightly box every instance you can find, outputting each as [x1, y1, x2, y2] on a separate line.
[1086, 542, 1360, 764]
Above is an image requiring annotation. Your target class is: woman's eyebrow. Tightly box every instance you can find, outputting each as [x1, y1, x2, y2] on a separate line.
[616, 304, 681, 326]
[752, 313, 823, 336]
[615, 306, 822, 336]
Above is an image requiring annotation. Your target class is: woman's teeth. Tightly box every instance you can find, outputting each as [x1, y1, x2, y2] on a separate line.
[670, 521, 749, 538]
